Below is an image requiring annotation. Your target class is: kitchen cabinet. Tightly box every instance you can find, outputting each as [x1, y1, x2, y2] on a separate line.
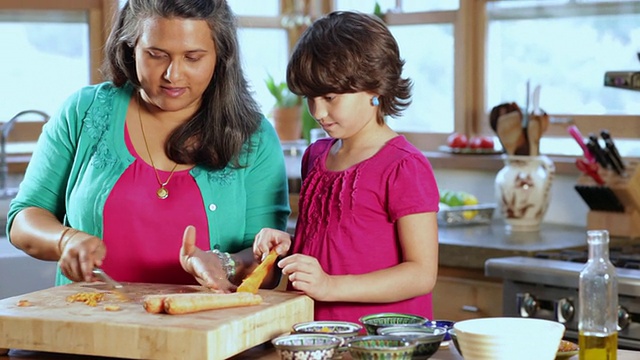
[432, 266, 503, 321]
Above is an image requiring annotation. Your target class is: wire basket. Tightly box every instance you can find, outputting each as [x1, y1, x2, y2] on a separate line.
[437, 203, 496, 226]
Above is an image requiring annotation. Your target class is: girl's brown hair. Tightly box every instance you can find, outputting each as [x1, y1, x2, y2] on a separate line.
[287, 11, 412, 125]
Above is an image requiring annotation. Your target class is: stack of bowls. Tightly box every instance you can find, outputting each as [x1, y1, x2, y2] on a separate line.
[347, 335, 416, 360]
[292, 320, 363, 358]
[377, 326, 447, 360]
[359, 312, 428, 335]
[271, 333, 342, 360]
[453, 317, 565, 360]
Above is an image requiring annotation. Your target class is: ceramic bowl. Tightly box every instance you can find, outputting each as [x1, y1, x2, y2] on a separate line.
[453, 317, 565, 360]
[292, 321, 364, 359]
[292, 320, 363, 339]
[359, 312, 428, 335]
[424, 320, 455, 342]
[448, 328, 462, 356]
[347, 335, 416, 360]
[272, 333, 342, 360]
[377, 326, 447, 360]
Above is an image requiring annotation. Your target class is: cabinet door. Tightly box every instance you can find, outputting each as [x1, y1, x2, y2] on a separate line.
[432, 276, 503, 321]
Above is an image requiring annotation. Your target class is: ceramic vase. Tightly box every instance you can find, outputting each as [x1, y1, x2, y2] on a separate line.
[494, 155, 555, 232]
[273, 106, 302, 141]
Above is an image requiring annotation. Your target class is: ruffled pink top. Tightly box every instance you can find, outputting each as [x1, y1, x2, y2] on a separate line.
[291, 136, 440, 323]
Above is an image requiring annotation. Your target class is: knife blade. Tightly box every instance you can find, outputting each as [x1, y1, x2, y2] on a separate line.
[92, 268, 123, 289]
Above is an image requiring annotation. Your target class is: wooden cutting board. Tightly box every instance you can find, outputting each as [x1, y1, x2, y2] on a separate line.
[0, 282, 313, 360]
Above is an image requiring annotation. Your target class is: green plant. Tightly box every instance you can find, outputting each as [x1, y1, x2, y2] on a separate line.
[265, 74, 300, 108]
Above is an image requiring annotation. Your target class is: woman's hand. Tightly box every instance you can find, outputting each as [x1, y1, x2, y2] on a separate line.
[279, 253, 333, 301]
[57, 230, 106, 283]
[253, 228, 291, 261]
[179, 225, 236, 292]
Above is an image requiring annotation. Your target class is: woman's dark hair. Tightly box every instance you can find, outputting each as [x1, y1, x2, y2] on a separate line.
[102, 0, 261, 169]
[286, 11, 412, 125]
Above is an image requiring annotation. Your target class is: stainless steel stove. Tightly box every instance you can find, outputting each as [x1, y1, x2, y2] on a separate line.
[485, 249, 640, 350]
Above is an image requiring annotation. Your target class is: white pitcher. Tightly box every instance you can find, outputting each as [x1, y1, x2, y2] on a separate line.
[494, 155, 555, 232]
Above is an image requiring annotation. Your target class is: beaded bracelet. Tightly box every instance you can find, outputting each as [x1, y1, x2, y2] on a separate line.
[210, 249, 236, 280]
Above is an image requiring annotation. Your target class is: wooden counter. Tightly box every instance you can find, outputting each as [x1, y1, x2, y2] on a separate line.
[3, 343, 639, 360]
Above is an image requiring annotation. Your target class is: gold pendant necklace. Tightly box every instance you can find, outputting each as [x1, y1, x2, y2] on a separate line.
[137, 94, 179, 200]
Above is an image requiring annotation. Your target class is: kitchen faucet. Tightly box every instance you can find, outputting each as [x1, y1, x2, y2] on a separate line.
[0, 110, 49, 199]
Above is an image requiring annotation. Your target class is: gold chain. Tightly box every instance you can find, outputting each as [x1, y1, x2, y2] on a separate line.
[137, 94, 179, 199]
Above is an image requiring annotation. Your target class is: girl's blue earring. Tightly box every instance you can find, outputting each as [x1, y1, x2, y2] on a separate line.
[371, 96, 380, 106]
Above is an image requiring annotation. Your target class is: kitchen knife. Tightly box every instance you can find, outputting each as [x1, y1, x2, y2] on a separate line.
[586, 133, 609, 169]
[600, 130, 626, 173]
[92, 268, 123, 289]
[567, 125, 595, 163]
[603, 147, 624, 176]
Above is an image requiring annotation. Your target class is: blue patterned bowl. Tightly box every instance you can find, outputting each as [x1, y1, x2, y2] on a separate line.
[424, 320, 455, 341]
[272, 333, 342, 360]
[359, 312, 428, 335]
[347, 335, 416, 360]
[378, 326, 446, 360]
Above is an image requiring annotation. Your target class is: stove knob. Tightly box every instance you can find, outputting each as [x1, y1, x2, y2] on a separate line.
[555, 298, 574, 323]
[618, 305, 631, 331]
[517, 292, 538, 318]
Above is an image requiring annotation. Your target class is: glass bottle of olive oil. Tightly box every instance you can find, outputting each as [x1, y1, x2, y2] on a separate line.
[578, 230, 618, 360]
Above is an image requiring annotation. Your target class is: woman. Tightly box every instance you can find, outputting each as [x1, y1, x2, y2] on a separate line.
[7, 0, 289, 292]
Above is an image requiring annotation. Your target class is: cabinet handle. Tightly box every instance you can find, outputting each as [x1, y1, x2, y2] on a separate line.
[462, 305, 479, 312]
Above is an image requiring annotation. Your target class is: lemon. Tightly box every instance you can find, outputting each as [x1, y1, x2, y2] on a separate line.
[461, 193, 479, 220]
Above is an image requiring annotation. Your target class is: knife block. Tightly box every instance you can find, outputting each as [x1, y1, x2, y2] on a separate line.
[577, 161, 640, 238]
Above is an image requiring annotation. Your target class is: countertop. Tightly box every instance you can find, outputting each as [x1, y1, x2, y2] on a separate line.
[3, 343, 639, 360]
[437, 221, 637, 269]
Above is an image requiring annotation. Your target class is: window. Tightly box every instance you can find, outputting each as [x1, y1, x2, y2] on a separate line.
[485, 0, 640, 156]
[0, 1, 114, 123]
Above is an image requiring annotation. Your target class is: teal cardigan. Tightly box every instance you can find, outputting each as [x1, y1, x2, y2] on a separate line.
[7, 82, 290, 285]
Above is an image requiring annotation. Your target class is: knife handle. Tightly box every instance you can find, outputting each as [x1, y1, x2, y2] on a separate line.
[600, 131, 626, 173]
[567, 125, 595, 163]
[586, 135, 609, 169]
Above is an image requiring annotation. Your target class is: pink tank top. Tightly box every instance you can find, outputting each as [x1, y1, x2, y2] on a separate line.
[101, 125, 210, 284]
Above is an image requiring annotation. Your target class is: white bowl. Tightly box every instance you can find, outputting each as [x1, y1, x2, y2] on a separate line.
[453, 317, 565, 360]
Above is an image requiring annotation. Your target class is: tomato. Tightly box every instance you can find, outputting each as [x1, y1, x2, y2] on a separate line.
[469, 135, 495, 149]
[447, 132, 468, 148]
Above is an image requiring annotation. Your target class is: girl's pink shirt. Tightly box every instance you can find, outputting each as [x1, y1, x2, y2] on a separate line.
[101, 125, 210, 284]
[291, 136, 440, 323]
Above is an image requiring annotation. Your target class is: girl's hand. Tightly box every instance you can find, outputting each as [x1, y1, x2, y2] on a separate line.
[253, 228, 291, 261]
[57, 230, 106, 283]
[279, 253, 333, 301]
[179, 225, 236, 292]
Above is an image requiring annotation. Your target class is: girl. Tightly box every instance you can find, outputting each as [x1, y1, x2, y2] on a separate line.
[254, 11, 440, 323]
